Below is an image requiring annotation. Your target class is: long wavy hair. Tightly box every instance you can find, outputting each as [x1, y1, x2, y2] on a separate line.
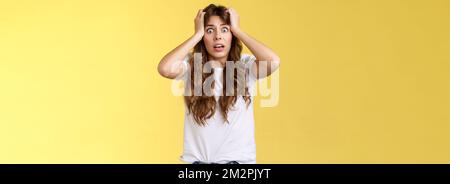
[184, 4, 251, 126]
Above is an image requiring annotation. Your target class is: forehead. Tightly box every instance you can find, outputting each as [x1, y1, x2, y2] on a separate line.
[206, 16, 227, 26]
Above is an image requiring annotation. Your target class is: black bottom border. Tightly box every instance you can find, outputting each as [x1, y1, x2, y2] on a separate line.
[1, 164, 449, 182]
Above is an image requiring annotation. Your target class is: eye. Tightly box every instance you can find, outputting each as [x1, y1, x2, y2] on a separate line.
[206, 28, 214, 34]
[221, 27, 229, 33]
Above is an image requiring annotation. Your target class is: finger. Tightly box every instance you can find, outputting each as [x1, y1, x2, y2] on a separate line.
[230, 9, 237, 16]
[200, 12, 205, 21]
[229, 9, 235, 15]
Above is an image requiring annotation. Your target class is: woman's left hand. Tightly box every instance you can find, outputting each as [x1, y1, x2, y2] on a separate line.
[226, 7, 240, 32]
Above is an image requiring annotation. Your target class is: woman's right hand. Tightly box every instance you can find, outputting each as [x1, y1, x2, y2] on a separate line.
[194, 9, 205, 37]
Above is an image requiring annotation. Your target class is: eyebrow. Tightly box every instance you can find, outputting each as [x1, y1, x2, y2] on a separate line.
[205, 24, 229, 28]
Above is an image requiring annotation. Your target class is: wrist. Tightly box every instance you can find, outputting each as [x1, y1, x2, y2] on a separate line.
[192, 32, 203, 41]
[231, 27, 243, 36]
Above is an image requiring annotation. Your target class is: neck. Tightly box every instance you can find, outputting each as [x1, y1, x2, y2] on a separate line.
[208, 55, 228, 68]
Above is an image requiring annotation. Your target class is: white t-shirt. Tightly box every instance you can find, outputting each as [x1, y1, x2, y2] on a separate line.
[179, 54, 258, 164]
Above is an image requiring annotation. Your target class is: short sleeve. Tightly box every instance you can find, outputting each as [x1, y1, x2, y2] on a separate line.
[176, 53, 191, 81]
[240, 54, 258, 95]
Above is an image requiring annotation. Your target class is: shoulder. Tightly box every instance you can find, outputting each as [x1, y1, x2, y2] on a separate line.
[240, 54, 259, 87]
[240, 53, 256, 63]
[183, 53, 192, 63]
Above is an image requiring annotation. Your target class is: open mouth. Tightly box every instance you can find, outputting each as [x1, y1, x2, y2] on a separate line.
[213, 44, 225, 52]
[213, 44, 224, 48]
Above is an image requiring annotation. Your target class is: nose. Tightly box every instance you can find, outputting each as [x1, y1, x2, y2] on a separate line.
[214, 31, 222, 41]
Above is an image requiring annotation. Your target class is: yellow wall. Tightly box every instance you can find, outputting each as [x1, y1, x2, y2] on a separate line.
[1, 0, 449, 163]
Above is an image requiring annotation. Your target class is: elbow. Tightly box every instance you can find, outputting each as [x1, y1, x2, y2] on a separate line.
[271, 55, 280, 69]
[157, 62, 177, 79]
[157, 62, 169, 78]
[158, 64, 170, 79]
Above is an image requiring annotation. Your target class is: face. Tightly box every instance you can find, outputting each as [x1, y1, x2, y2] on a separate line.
[203, 15, 232, 62]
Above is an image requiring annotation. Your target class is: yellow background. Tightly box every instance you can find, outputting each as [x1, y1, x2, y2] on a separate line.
[1, 0, 449, 163]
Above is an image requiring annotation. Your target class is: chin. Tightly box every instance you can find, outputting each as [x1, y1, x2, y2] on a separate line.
[208, 52, 228, 60]
[213, 53, 227, 59]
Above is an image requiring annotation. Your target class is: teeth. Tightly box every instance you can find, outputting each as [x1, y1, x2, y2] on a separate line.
[214, 44, 224, 48]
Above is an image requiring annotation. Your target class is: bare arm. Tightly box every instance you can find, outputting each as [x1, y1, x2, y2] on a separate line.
[157, 9, 205, 79]
[227, 8, 280, 79]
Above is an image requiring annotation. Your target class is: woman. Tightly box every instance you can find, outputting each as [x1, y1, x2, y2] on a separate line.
[157, 4, 280, 164]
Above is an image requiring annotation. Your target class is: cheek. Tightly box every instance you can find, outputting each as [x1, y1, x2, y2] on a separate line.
[225, 34, 233, 46]
[203, 36, 213, 47]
